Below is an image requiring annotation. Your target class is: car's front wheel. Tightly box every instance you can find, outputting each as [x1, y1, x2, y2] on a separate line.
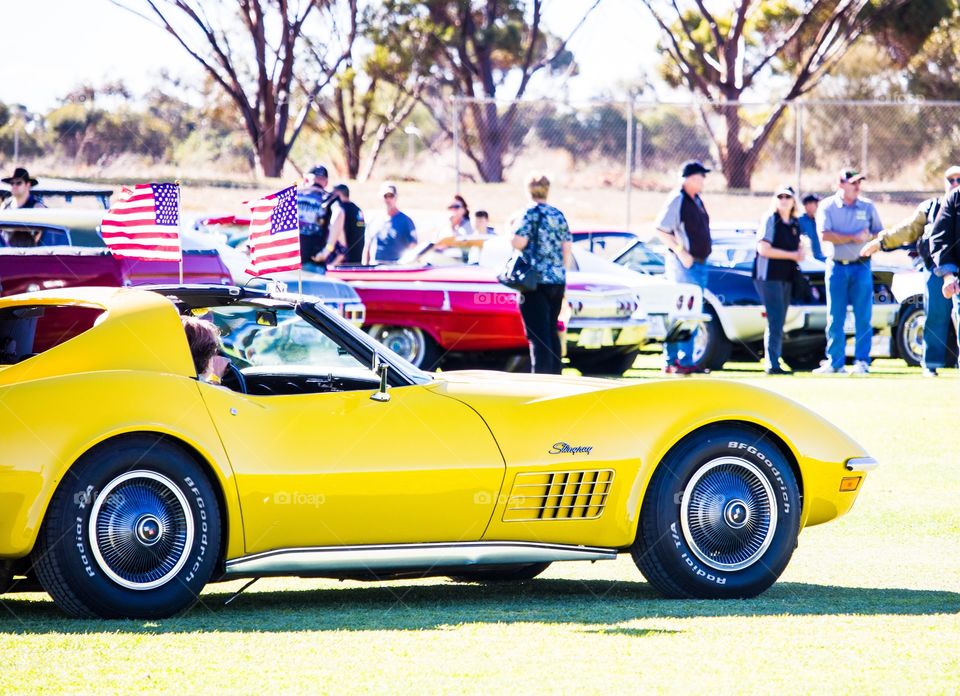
[33, 436, 221, 619]
[632, 425, 800, 598]
[569, 348, 640, 375]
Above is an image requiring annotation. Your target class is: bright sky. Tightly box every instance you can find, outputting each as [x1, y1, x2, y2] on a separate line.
[0, 0, 660, 111]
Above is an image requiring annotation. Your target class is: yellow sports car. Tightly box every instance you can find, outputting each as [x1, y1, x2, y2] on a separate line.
[0, 286, 877, 618]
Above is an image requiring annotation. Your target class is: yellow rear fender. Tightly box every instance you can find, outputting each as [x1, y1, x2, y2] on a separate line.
[0, 372, 243, 561]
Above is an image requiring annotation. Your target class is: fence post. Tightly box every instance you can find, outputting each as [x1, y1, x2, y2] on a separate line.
[452, 96, 461, 194]
[625, 97, 634, 232]
[861, 122, 868, 175]
[794, 101, 803, 198]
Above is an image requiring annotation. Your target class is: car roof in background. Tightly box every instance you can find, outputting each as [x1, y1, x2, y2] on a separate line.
[0, 207, 104, 228]
[0, 177, 114, 198]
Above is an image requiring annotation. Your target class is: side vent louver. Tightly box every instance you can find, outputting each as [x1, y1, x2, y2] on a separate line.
[503, 470, 614, 521]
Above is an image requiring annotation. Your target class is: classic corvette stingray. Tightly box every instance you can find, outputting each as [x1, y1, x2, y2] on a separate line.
[0, 285, 877, 618]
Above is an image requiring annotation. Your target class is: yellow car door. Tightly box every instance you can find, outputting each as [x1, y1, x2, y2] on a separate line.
[195, 304, 504, 555]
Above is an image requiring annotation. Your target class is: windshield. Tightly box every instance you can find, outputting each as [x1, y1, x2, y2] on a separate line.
[200, 299, 432, 383]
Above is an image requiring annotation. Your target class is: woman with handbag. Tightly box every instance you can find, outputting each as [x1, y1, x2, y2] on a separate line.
[508, 173, 572, 374]
[753, 185, 806, 374]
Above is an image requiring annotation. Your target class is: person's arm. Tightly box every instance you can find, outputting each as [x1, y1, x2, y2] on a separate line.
[862, 206, 925, 256]
[818, 203, 865, 245]
[561, 214, 572, 269]
[755, 215, 803, 261]
[511, 208, 534, 250]
[318, 206, 345, 261]
[654, 194, 693, 267]
[362, 234, 376, 264]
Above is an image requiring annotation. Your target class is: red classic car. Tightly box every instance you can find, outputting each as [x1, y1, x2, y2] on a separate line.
[327, 263, 649, 374]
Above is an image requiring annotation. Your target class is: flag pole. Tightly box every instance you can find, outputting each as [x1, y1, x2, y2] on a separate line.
[175, 179, 184, 285]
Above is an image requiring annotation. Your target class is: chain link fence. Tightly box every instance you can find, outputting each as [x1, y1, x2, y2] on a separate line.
[374, 97, 960, 229]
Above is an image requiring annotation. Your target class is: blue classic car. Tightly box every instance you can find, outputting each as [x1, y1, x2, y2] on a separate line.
[574, 230, 902, 371]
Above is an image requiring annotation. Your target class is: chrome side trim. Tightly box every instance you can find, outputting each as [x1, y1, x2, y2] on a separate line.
[845, 456, 879, 472]
[224, 541, 618, 577]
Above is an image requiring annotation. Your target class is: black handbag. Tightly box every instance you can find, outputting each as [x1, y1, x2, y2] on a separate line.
[790, 264, 812, 303]
[498, 208, 542, 292]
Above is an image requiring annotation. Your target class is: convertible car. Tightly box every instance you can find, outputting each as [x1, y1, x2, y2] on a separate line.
[0, 285, 876, 618]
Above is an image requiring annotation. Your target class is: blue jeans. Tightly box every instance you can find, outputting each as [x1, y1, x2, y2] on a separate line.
[825, 260, 873, 368]
[754, 279, 792, 369]
[665, 256, 708, 367]
[923, 270, 953, 369]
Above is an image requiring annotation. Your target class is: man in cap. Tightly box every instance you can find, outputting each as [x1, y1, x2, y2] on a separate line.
[926, 170, 960, 360]
[813, 168, 883, 374]
[654, 160, 713, 374]
[1, 167, 45, 209]
[798, 193, 825, 261]
[362, 183, 417, 264]
[297, 164, 332, 265]
[860, 164, 960, 376]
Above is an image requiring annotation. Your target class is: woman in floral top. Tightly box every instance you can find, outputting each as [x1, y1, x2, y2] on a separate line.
[510, 173, 572, 374]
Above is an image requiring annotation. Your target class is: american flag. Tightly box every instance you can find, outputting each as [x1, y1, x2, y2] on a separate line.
[100, 183, 181, 261]
[245, 186, 301, 276]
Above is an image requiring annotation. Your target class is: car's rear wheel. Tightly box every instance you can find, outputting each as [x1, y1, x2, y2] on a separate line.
[895, 300, 924, 367]
[569, 348, 640, 375]
[632, 425, 800, 599]
[691, 305, 732, 371]
[33, 435, 221, 619]
[368, 324, 442, 370]
[447, 562, 551, 583]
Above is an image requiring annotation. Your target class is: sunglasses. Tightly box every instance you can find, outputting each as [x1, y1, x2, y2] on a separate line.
[776, 194, 792, 200]
[9, 180, 26, 186]
[448, 203, 463, 209]
[383, 193, 396, 199]
[948, 177, 960, 185]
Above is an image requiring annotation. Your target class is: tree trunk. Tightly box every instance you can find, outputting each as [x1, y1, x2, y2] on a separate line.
[720, 104, 757, 190]
[474, 101, 506, 182]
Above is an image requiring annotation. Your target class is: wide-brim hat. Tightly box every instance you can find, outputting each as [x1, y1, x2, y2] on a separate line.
[1, 167, 38, 186]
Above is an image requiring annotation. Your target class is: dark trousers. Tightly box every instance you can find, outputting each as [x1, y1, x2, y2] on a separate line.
[519, 283, 565, 374]
[753, 279, 792, 368]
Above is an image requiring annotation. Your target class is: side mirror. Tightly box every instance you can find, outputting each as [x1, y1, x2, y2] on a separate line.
[370, 361, 390, 402]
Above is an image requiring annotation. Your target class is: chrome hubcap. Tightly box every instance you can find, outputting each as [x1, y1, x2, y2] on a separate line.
[904, 311, 924, 364]
[89, 470, 194, 591]
[680, 457, 777, 572]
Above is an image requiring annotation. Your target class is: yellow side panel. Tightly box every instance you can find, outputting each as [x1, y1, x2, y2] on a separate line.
[197, 383, 505, 554]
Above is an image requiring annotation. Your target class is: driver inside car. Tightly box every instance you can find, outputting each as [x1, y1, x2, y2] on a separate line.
[181, 315, 231, 386]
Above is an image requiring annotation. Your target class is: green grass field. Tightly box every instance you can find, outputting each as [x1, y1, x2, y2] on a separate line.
[2, 359, 958, 693]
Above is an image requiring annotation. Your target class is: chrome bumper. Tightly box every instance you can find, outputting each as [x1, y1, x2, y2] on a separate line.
[845, 456, 879, 472]
[565, 317, 649, 350]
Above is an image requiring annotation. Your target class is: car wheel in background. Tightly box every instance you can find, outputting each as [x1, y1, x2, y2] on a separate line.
[447, 562, 551, 583]
[691, 305, 732, 371]
[782, 348, 825, 372]
[368, 324, 442, 370]
[632, 425, 800, 599]
[33, 435, 221, 619]
[895, 300, 924, 367]
[569, 348, 640, 376]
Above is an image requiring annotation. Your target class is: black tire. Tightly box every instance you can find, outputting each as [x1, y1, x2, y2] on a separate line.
[368, 325, 442, 370]
[570, 348, 640, 375]
[692, 305, 732, 371]
[895, 299, 924, 367]
[782, 349, 825, 372]
[632, 425, 801, 599]
[33, 435, 221, 619]
[448, 562, 551, 583]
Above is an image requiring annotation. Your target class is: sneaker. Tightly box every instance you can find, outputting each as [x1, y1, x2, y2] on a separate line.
[675, 364, 710, 375]
[764, 366, 790, 375]
[922, 367, 939, 377]
[812, 361, 846, 374]
[848, 360, 870, 375]
[662, 362, 678, 374]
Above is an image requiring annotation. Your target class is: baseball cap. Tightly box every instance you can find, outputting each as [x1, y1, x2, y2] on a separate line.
[380, 183, 398, 197]
[801, 193, 821, 204]
[944, 165, 960, 179]
[839, 168, 866, 183]
[775, 184, 796, 198]
[309, 165, 329, 178]
[680, 160, 711, 178]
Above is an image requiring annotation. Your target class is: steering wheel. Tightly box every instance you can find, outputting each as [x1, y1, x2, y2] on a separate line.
[220, 360, 248, 394]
